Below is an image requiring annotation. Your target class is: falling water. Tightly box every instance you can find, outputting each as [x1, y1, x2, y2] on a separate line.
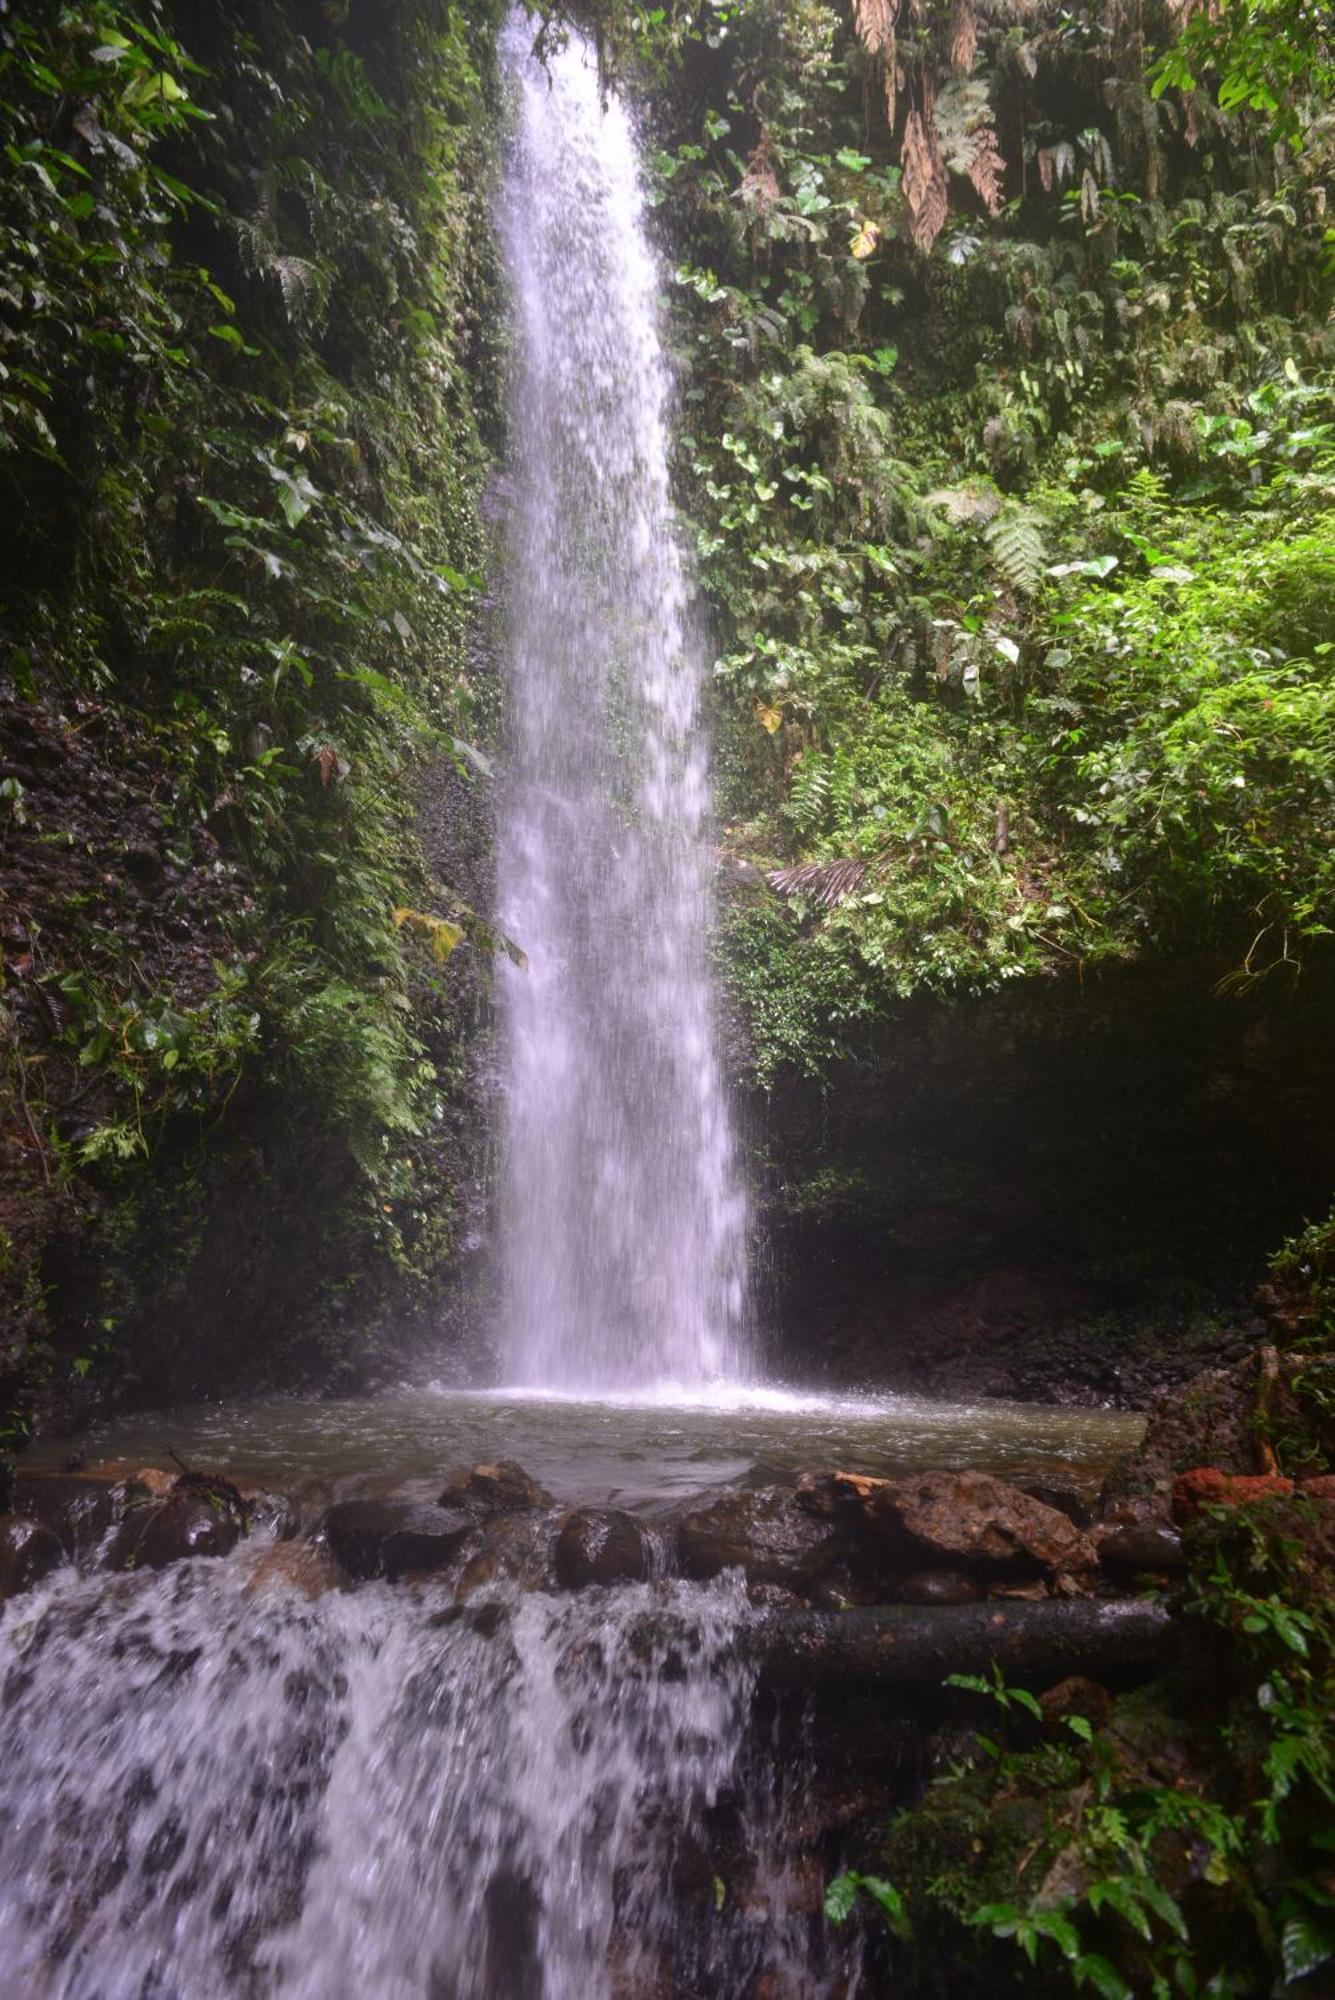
[496, 17, 749, 1391]
[0, 1553, 830, 1999]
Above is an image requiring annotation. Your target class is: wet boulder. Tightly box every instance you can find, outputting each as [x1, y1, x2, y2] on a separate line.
[801, 1467, 1096, 1586]
[439, 1460, 554, 1513]
[876, 1472, 1097, 1583]
[677, 1487, 853, 1595]
[11, 1467, 125, 1560]
[105, 1484, 244, 1572]
[322, 1498, 474, 1582]
[1098, 1521, 1187, 1577]
[0, 1514, 65, 1600]
[554, 1508, 653, 1589]
[456, 1510, 557, 1598]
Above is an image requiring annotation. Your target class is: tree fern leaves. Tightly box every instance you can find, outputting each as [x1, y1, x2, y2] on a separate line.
[985, 508, 1048, 595]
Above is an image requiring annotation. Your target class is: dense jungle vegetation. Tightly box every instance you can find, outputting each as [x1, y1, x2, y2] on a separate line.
[1, 0, 507, 1440]
[1, 0, 1332, 1414]
[1, 1, 1333, 1994]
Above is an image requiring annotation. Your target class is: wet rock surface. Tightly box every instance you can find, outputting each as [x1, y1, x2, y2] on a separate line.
[0, 1514, 65, 1599]
[676, 1486, 856, 1594]
[11, 1468, 125, 1559]
[105, 1489, 244, 1572]
[554, 1507, 653, 1589]
[1098, 1521, 1188, 1575]
[796, 1466, 1096, 1592]
[322, 1497, 475, 1581]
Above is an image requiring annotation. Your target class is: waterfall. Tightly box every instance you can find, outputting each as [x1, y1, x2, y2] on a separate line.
[0, 1557, 828, 1999]
[495, 16, 749, 1393]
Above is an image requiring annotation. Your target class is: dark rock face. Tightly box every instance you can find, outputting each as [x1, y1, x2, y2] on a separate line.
[1099, 1355, 1267, 1522]
[677, 1488, 852, 1594]
[755, 962, 1335, 1405]
[105, 1491, 243, 1572]
[554, 1508, 652, 1589]
[322, 1499, 474, 1581]
[0, 1514, 65, 1599]
[439, 1460, 554, 1513]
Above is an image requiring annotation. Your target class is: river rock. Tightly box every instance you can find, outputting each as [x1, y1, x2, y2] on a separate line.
[871, 1470, 1096, 1583]
[1038, 1675, 1112, 1729]
[11, 1468, 124, 1559]
[0, 1514, 65, 1600]
[1098, 1521, 1187, 1576]
[322, 1498, 474, 1581]
[439, 1460, 554, 1513]
[554, 1508, 652, 1589]
[677, 1487, 851, 1594]
[895, 1569, 983, 1606]
[456, 1511, 557, 1597]
[105, 1488, 243, 1572]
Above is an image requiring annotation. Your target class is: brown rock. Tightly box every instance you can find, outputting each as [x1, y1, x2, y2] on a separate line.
[554, 1508, 652, 1589]
[246, 1542, 337, 1599]
[0, 1514, 65, 1600]
[439, 1460, 553, 1513]
[868, 1471, 1097, 1581]
[1172, 1468, 1294, 1523]
[322, 1498, 474, 1581]
[1039, 1675, 1112, 1730]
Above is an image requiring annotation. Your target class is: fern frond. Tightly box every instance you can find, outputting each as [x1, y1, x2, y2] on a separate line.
[903, 97, 948, 252]
[767, 859, 867, 907]
[984, 508, 1048, 594]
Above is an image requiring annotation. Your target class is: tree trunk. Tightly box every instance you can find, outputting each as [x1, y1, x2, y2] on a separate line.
[752, 1598, 1172, 1691]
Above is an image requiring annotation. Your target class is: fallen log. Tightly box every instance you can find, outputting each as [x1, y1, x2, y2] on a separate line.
[752, 1598, 1172, 1692]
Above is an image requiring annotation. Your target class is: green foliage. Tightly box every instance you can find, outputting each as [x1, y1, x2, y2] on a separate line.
[0, 0, 505, 1428]
[625, 0, 1335, 1081]
[848, 1503, 1335, 1998]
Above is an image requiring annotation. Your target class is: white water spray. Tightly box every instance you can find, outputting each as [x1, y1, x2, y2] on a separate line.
[496, 17, 749, 1392]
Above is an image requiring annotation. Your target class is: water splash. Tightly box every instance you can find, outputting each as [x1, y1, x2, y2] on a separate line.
[0, 1556, 819, 1999]
[495, 16, 749, 1392]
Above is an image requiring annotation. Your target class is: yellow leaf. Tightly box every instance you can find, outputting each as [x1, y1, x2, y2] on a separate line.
[392, 906, 464, 963]
[755, 702, 783, 735]
[850, 220, 880, 260]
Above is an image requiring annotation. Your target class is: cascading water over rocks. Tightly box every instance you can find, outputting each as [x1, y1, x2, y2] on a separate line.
[495, 14, 750, 1393]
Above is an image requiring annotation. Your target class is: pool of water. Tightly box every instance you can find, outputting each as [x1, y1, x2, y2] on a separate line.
[45, 1383, 1145, 1513]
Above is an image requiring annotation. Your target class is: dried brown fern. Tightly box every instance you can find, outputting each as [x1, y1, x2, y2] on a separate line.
[853, 0, 903, 130]
[902, 94, 949, 250]
[951, 0, 977, 75]
[766, 859, 868, 908]
[967, 120, 1006, 212]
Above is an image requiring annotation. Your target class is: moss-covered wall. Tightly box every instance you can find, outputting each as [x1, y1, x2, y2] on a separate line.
[0, 0, 506, 1445]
